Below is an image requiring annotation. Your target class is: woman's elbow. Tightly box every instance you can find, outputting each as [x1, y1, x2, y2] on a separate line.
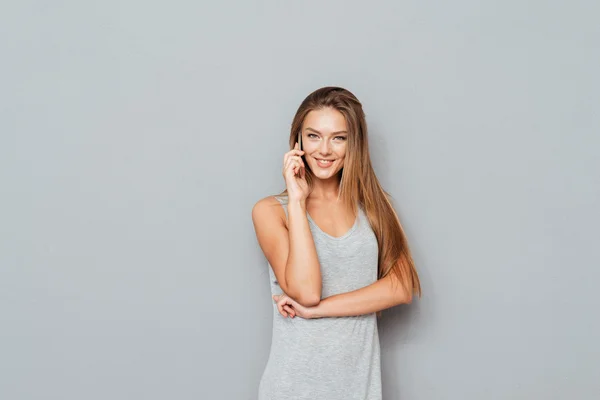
[392, 289, 413, 306]
[401, 290, 414, 305]
[285, 280, 321, 307]
[297, 293, 321, 307]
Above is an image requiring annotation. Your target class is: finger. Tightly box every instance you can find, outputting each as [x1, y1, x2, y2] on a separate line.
[286, 160, 303, 178]
[283, 305, 295, 318]
[277, 302, 287, 317]
[288, 306, 296, 318]
[283, 304, 296, 318]
[277, 296, 288, 308]
[283, 153, 304, 174]
[286, 155, 304, 170]
[283, 153, 290, 169]
[284, 155, 295, 171]
[280, 301, 296, 318]
[291, 161, 300, 176]
[284, 149, 304, 163]
[274, 295, 287, 316]
[284, 156, 294, 171]
[290, 155, 305, 166]
[294, 161, 306, 177]
[287, 157, 305, 174]
[277, 296, 290, 314]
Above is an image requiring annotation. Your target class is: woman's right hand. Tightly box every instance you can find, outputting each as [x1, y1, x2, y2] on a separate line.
[283, 142, 309, 202]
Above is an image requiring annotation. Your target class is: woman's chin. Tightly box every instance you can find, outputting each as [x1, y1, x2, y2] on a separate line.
[312, 168, 342, 180]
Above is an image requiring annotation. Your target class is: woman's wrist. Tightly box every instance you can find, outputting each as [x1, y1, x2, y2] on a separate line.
[287, 198, 307, 210]
[308, 300, 326, 319]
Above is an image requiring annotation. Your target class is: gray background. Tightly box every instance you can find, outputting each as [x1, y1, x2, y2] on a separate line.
[1, 1, 598, 399]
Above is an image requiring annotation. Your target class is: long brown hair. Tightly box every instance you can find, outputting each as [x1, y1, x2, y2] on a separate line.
[280, 86, 422, 308]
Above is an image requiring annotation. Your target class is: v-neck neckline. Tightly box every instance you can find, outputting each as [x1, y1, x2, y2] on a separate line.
[306, 207, 360, 241]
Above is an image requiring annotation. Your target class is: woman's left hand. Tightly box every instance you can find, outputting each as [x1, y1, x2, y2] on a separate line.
[272, 294, 316, 319]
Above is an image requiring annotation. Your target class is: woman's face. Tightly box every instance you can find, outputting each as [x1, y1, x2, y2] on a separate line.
[301, 107, 348, 180]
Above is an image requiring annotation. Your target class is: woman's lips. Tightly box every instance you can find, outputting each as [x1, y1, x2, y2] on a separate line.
[315, 158, 334, 168]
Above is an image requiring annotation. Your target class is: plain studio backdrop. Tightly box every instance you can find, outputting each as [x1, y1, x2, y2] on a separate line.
[1, 1, 598, 399]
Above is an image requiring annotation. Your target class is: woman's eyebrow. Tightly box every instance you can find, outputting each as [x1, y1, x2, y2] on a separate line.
[305, 127, 348, 135]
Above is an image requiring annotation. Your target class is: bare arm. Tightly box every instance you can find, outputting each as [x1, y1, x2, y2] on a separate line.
[252, 196, 322, 307]
[285, 199, 322, 305]
[309, 272, 412, 318]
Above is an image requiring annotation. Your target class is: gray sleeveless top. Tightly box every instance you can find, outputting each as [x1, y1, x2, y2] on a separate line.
[258, 195, 382, 400]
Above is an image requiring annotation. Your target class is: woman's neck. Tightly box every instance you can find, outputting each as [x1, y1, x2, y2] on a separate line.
[309, 178, 341, 201]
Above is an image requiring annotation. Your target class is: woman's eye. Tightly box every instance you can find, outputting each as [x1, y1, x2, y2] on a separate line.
[306, 134, 346, 140]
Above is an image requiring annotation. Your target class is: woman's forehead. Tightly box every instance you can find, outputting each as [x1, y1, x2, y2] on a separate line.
[303, 108, 348, 133]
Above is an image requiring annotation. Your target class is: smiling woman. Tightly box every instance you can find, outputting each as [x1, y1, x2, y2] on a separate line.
[251, 86, 421, 400]
[301, 108, 348, 180]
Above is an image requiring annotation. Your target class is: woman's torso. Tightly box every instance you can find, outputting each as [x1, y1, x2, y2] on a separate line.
[259, 194, 382, 400]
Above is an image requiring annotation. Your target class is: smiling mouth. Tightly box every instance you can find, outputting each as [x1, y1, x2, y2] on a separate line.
[315, 158, 335, 167]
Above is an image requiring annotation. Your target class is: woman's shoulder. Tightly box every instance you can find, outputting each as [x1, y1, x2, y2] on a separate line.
[251, 193, 288, 224]
[253, 192, 288, 207]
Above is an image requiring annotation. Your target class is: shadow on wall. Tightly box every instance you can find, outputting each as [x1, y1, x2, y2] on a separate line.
[379, 298, 428, 399]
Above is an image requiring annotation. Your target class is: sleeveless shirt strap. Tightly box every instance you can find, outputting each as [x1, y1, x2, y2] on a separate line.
[273, 195, 289, 219]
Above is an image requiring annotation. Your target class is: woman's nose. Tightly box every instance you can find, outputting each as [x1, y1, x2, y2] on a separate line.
[319, 140, 331, 154]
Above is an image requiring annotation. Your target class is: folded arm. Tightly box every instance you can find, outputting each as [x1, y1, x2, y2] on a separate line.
[310, 272, 413, 318]
[252, 196, 322, 307]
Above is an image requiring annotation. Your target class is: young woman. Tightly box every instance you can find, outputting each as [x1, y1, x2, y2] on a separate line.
[252, 86, 421, 400]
